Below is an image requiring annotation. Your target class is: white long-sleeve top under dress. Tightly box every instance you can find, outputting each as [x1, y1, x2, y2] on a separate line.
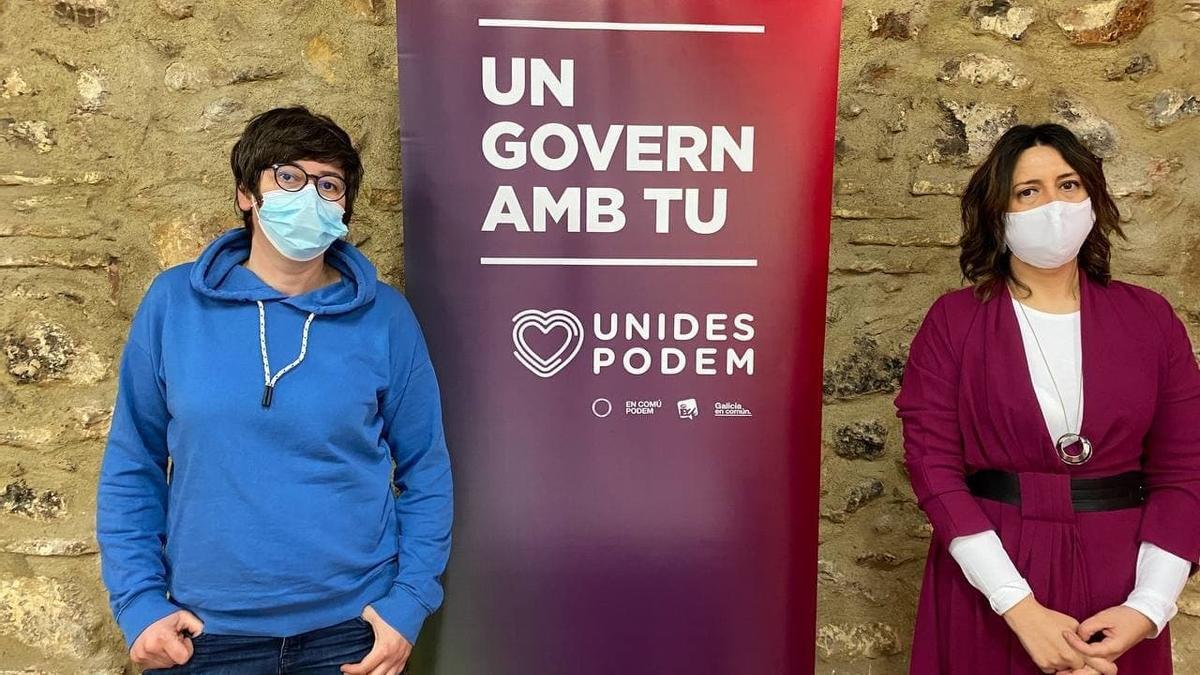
[946, 296, 1192, 637]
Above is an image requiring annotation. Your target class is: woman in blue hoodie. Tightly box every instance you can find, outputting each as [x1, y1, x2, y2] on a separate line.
[96, 106, 453, 674]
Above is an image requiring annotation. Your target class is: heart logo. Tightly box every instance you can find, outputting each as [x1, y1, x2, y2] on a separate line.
[511, 309, 585, 378]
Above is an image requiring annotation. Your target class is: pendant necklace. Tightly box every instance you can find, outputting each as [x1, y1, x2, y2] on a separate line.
[1014, 298, 1092, 465]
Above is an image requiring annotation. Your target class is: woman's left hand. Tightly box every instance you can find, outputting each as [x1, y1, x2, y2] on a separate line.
[341, 604, 413, 675]
[1062, 605, 1154, 663]
[1055, 662, 1117, 675]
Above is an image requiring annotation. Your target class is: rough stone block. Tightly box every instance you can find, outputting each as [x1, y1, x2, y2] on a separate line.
[816, 622, 902, 659]
[0, 480, 65, 521]
[967, 0, 1037, 41]
[0, 575, 103, 658]
[1056, 0, 1152, 44]
[51, 0, 113, 27]
[931, 99, 1018, 164]
[1050, 92, 1120, 157]
[834, 420, 889, 460]
[868, 2, 929, 40]
[156, 0, 194, 19]
[1141, 89, 1200, 128]
[164, 61, 212, 92]
[1104, 52, 1156, 81]
[938, 53, 1028, 88]
[1, 69, 34, 98]
[76, 68, 107, 114]
[845, 479, 886, 514]
[5, 120, 56, 154]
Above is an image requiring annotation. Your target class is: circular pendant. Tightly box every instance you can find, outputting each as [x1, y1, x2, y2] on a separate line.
[1056, 433, 1093, 465]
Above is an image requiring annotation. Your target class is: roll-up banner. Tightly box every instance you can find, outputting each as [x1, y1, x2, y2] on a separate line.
[396, 3, 842, 673]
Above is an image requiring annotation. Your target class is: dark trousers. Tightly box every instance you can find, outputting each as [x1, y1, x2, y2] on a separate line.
[143, 617, 381, 674]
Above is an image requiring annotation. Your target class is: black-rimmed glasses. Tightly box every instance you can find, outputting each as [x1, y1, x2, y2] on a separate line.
[269, 163, 347, 202]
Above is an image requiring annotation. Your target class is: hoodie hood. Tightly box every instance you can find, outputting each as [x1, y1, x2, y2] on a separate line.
[190, 227, 377, 315]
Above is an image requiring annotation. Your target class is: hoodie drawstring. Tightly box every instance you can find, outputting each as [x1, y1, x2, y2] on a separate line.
[257, 300, 316, 408]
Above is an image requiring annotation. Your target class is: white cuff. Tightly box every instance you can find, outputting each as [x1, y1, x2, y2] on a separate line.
[1122, 542, 1191, 638]
[948, 529, 1033, 615]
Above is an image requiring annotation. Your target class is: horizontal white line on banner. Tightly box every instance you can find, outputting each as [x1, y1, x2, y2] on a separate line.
[477, 18, 766, 33]
[480, 257, 759, 267]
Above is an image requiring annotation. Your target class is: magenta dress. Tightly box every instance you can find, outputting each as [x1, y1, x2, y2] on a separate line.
[894, 273, 1200, 674]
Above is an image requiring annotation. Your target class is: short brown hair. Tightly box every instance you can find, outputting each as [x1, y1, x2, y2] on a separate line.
[958, 123, 1125, 301]
[230, 106, 364, 230]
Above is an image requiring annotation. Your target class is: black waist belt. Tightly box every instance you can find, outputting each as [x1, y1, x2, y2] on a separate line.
[966, 470, 1147, 512]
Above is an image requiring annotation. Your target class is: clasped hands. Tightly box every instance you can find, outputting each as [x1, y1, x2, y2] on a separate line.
[1004, 596, 1155, 675]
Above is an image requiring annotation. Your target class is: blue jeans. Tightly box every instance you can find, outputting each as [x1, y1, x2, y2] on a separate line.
[143, 617, 384, 674]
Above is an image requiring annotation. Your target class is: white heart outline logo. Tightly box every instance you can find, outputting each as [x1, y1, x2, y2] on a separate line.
[511, 309, 585, 378]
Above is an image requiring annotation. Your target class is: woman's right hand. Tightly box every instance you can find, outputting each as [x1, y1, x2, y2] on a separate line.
[129, 609, 204, 669]
[1004, 596, 1116, 674]
[1056, 665, 1118, 675]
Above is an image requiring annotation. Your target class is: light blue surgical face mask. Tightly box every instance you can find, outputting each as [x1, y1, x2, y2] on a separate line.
[252, 183, 348, 262]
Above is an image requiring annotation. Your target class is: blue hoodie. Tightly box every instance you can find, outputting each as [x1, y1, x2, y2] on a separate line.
[96, 227, 452, 651]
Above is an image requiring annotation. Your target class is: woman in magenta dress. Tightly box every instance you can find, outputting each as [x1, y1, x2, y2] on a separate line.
[895, 123, 1200, 674]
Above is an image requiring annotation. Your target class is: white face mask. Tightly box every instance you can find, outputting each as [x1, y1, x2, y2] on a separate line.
[1003, 197, 1096, 269]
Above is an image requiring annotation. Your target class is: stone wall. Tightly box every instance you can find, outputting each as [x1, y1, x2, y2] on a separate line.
[0, 0, 1197, 672]
[820, 0, 1200, 673]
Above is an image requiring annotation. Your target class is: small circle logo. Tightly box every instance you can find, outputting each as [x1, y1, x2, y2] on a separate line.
[592, 398, 613, 418]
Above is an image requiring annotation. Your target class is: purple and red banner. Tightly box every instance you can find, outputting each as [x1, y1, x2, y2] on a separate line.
[396, 3, 841, 673]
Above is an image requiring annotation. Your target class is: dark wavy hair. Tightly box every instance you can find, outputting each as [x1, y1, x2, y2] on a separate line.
[959, 123, 1125, 301]
[230, 106, 364, 230]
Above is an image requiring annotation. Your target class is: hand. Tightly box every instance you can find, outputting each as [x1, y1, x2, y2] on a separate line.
[341, 604, 413, 675]
[129, 609, 205, 669]
[1056, 662, 1118, 675]
[1004, 595, 1090, 672]
[1063, 605, 1154, 664]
